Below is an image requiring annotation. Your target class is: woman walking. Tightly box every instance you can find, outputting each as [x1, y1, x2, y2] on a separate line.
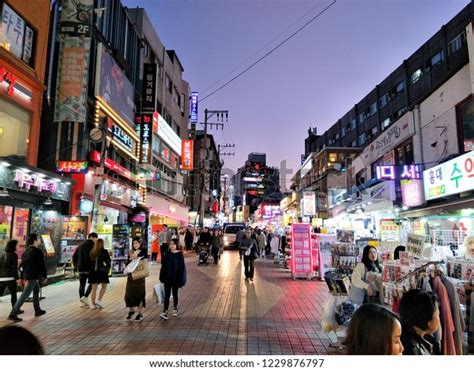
[159, 238, 186, 320]
[0, 240, 20, 311]
[89, 238, 111, 310]
[211, 229, 221, 265]
[124, 237, 148, 321]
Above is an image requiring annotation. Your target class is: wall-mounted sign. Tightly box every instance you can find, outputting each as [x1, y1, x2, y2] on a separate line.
[301, 157, 313, 177]
[14, 170, 58, 193]
[0, 66, 16, 96]
[1, 3, 36, 66]
[56, 161, 88, 174]
[181, 140, 194, 170]
[189, 92, 198, 123]
[260, 204, 282, 219]
[401, 180, 424, 207]
[423, 151, 474, 201]
[58, 0, 93, 37]
[156, 113, 182, 156]
[376, 164, 423, 181]
[90, 150, 133, 180]
[302, 191, 316, 216]
[111, 125, 133, 152]
[142, 63, 157, 111]
[140, 113, 153, 164]
[96, 43, 135, 126]
[79, 199, 93, 214]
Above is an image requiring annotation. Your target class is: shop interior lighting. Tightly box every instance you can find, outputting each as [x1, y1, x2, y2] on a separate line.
[0, 187, 10, 197]
[402, 206, 409, 210]
[44, 198, 53, 206]
[1, 161, 10, 167]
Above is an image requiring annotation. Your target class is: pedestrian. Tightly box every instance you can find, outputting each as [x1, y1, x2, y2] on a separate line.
[88, 238, 111, 310]
[240, 230, 258, 281]
[8, 234, 47, 322]
[394, 245, 406, 260]
[211, 229, 221, 265]
[179, 228, 185, 250]
[159, 238, 186, 320]
[185, 227, 194, 252]
[0, 240, 20, 311]
[72, 232, 98, 307]
[124, 237, 149, 322]
[345, 303, 403, 355]
[350, 245, 383, 304]
[150, 232, 159, 265]
[256, 229, 266, 258]
[270, 233, 280, 258]
[399, 289, 441, 355]
[235, 227, 245, 260]
[0, 325, 44, 355]
[193, 227, 201, 255]
[159, 225, 172, 262]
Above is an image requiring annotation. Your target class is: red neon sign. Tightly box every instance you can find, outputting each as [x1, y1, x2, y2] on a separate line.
[0, 66, 16, 96]
[90, 151, 133, 180]
[56, 161, 88, 174]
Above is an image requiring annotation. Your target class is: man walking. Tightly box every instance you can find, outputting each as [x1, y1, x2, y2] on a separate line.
[236, 227, 245, 261]
[239, 230, 258, 281]
[72, 232, 98, 307]
[159, 225, 172, 262]
[8, 234, 47, 322]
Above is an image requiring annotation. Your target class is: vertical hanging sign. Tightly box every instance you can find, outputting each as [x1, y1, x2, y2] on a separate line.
[142, 63, 157, 111]
[181, 140, 194, 170]
[189, 92, 199, 123]
[140, 113, 154, 164]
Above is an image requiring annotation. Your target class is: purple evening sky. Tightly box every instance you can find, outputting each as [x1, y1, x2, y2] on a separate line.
[123, 0, 469, 190]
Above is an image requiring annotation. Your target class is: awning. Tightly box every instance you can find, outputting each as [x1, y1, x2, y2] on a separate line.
[400, 196, 474, 218]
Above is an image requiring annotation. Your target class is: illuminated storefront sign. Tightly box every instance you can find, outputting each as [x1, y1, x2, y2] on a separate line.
[302, 191, 316, 216]
[111, 125, 133, 152]
[401, 180, 424, 207]
[423, 151, 474, 200]
[156, 113, 182, 156]
[190, 92, 198, 123]
[0, 66, 16, 96]
[260, 204, 282, 219]
[142, 63, 157, 111]
[181, 140, 194, 170]
[375, 164, 423, 181]
[90, 150, 133, 180]
[56, 161, 88, 174]
[14, 170, 58, 193]
[140, 113, 153, 164]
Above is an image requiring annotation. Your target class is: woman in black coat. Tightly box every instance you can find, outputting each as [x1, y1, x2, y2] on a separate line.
[0, 240, 20, 309]
[159, 238, 186, 320]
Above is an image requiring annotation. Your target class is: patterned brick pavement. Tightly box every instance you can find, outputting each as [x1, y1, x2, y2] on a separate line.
[0, 250, 338, 355]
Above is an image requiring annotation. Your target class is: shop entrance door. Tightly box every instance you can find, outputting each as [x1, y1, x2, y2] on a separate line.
[12, 208, 30, 260]
[0, 205, 13, 252]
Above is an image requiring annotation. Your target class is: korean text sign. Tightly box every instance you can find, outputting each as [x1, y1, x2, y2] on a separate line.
[423, 151, 474, 200]
[181, 140, 194, 170]
[291, 223, 313, 277]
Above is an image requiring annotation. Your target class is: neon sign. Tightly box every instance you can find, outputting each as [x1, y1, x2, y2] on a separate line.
[376, 164, 423, 181]
[0, 66, 16, 96]
[14, 170, 58, 193]
[56, 161, 88, 174]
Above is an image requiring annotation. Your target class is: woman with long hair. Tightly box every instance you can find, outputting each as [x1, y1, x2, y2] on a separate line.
[0, 240, 20, 310]
[345, 303, 404, 355]
[89, 238, 111, 310]
[124, 237, 148, 321]
[350, 245, 383, 304]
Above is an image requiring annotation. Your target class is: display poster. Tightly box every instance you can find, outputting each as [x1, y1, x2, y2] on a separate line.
[112, 224, 130, 274]
[399, 251, 410, 266]
[336, 229, 355, 243]
[464, 236, 474, 260]
[61, 216, 87, 240]
[59, 240, 81, 264]
[380, 219, 400, 240]
[316, 234, 336, 278]
[41, 235, 56, 257]
[311, 234, 319, 274]
[291, 223, 313, 278]
[302, 191, 316, 216]
[407, 233, 424, 257]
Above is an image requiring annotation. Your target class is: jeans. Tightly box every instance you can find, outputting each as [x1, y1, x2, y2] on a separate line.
[163, 283, 179, 311]
[151, 252, 158, 262]
[243, 256, 254, 278]
[0, 280, 17, 307]
[11, 279, 41, 315]
[79, 273, 91, 298]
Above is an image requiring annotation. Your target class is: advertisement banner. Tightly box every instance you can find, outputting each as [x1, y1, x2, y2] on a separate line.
[401, 179, 424, 207]
[58, 0, 93, 37]
[54, 36, 91, 122]
[112, 224, 130, 274]
[291, 223, 313, 279]
[423, 151, 474, 201]
[140, 113, 154, 164]
[181, 140, 194, 170]
[302, 191, 316, 216]
[190, 92, 199, 123]
[407, 233, 424, 257]
[96, 43, 136, 127]
[142, 63, 157, 111]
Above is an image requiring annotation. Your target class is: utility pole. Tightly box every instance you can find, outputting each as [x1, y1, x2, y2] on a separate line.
[198, 109, 229, 227]
[218, 143, 235, 158]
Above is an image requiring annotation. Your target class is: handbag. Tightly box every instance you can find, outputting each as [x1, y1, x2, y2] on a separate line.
[94, 258, 109, 273]
[131, 259, 149, 280]
[124, 257, 142, 274]
[153, 283, 165, 304]
[348, 266, 367, 306]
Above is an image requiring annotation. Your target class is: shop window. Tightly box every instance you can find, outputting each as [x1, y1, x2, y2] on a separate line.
[0, 97, 31, 157]
[12, 208, 29, 261]
[328, 153, 337, 163]
[0, 205, 13, 251]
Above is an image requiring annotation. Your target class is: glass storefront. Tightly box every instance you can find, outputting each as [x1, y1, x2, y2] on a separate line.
[0, 97, 31, 157]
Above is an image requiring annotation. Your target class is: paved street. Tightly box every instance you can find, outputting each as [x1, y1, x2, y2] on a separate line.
[0, 251, 337, 355]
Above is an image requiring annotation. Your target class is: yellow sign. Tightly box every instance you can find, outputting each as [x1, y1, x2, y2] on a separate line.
[96, 224, 113, 235]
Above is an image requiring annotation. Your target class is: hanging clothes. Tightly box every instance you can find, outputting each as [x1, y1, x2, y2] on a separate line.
[440, 273, 465, 355]
[433, 276, 456, 355]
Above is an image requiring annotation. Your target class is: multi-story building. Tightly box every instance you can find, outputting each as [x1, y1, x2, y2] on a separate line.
[0, 0, 73, 272]
[126, 7, 190, 229]
[188, 131, 221, 226]
[232, 153, 281, 215]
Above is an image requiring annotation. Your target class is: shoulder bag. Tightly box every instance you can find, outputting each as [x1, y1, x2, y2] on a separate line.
[131, 259, 149, 280]
[348, 265, 367, 306]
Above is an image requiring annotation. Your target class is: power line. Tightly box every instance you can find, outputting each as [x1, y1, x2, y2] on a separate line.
[200, 0, 337, 102]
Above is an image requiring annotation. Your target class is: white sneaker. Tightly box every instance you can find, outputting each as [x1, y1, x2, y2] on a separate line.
[95, 300, 104, 309]
[80, 301, 87, 308]
[80, 296, 89, 305]
[89, 304, 96, 310]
